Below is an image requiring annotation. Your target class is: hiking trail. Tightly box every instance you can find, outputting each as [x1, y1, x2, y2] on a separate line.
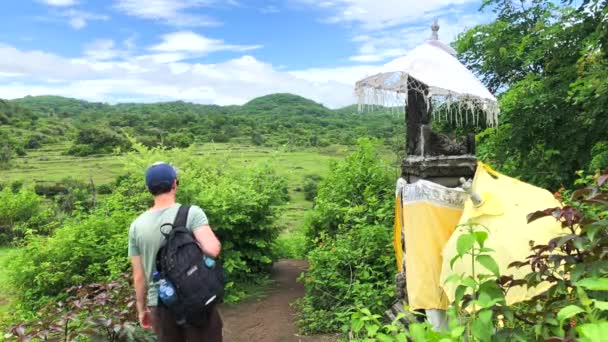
[221, 259, 338, 342]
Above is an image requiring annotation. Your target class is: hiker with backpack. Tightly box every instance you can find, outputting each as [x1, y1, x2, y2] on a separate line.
[128, 162, 225, 341]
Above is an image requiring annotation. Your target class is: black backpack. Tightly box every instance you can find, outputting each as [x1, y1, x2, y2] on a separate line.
[155, 205, 225, 327]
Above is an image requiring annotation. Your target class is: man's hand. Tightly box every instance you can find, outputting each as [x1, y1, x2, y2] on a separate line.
[139, 308, 153, 330]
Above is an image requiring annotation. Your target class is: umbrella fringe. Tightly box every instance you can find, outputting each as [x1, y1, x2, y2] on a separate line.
[355, 84, 499, 127]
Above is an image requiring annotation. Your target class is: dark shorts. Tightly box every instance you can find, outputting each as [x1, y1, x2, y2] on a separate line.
[151, 306, 223, 342]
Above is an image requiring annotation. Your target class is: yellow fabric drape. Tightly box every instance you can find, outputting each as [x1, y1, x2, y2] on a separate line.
[440, 162, 563, 305]
[403, 202, 463, 310]
[394, 193, 404, 272]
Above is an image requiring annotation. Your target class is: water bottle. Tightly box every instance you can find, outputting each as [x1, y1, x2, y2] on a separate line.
[203, 255, 216, 269]
[158, 278, 178, 306]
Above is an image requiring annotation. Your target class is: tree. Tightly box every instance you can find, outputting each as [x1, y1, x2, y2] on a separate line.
[457, 0, 608, 189]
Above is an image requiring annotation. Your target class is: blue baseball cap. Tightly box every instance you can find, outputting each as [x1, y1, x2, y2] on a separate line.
[145, 162, 177, 191]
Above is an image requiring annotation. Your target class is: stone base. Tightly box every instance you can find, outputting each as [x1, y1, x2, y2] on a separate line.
[402, 155, 477, 187]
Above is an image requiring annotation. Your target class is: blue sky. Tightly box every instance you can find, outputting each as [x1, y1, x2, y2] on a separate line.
[0, 0, 492, 108]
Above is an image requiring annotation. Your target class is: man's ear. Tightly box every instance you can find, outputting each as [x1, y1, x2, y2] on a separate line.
[173, 179, 179, 190]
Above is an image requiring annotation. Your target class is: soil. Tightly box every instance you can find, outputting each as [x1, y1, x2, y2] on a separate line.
[220, 259, 339, 342]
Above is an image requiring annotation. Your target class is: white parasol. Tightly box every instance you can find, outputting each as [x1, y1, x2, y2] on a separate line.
[355, 21, 499, 126]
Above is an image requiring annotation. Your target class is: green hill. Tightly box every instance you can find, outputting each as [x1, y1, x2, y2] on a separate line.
[1, 93, 404, 157]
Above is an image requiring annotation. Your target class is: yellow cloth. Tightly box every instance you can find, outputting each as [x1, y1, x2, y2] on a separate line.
[394, 194, 404, 272]
[404, 202, 463, 310]
[440, 162, 564, 305]
[398, 180, 468, 310]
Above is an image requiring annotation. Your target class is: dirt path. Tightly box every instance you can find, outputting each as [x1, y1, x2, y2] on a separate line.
[220, 259, 338, 342]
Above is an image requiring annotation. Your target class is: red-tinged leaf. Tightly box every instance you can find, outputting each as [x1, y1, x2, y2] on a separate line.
[560, 207, 582, 226]
[598, 173, 608, 186]
[527, 208, 560, 223]
[572, 188, 592, 200]
[498, 275, 513, 286]
[508, 261, 528, 269]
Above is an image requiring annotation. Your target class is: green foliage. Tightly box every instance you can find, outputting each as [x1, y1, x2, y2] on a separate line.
[306, 139, 395, 242]
[297, 225, 396, 334]
[296, 139, 397, 333]
[272, 225, 307, 260]
[302, 174, 322, 202]
[457, 0, 608, 189]
[0, 186, 52, 244]
[67, 127, 132, 156]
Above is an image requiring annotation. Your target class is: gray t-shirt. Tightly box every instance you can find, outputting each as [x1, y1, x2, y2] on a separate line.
[128, 203, 209, 306]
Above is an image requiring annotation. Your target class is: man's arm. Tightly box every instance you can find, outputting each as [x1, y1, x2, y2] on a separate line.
[131, 256, 147, 314]
[193, 224, 221, 257]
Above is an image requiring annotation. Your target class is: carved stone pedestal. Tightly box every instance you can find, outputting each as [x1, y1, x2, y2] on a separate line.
[402, 155, 477, 188]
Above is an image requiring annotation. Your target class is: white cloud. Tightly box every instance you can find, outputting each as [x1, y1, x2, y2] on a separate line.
[149, 31, 261, 55]
[83, 39, 121, 60]
[114, 0, 221, 27]
[0, 42, 377, 108]
[300, 0, 476, 29]
[297, 0, 491, 63]
[39, 0, 78, 6]
[347, 15, 485, 62]
[59, 9, 109, 29]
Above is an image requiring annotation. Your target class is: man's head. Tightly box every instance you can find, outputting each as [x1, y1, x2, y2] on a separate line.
[145, 162, 178, 196]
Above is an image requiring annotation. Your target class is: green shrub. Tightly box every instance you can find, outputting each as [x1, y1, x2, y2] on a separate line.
[589, 141, 608, 172]
[296, 139, 397, 333]
[302, 174, 322, 202]
[96, 183, 113, 195]
[306, 138, 395, 242]
[296, 225, 395, 333]
[67, 127, 132, 156]
[0, 186, 48, 244]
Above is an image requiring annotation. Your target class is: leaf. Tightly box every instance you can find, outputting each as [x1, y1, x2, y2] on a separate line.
[477, 254, 500, 277]
[598, 173, 608, 186]
[462, 276, 477, 289]
[377, 333, 394, 342]
[471, 309, 493, 342]
[408, 323, 427, 342]
[454, 285, 467, 302]
[556, 305, 584, 322]
[527, 208, 560, 223]
[577, 278, 608, 291]
[474, 231, 488, 248]
[577, 322, 608, 342]
[451, 325, 465, 338]
[444, 273, 461, 285]
[456, 234, 475, 256]
[592, 300, 608, 311]
[450, 255, 460, 269]
[366, 324, 379, 337]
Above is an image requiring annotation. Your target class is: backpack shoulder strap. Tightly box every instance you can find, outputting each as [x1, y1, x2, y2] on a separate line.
[174, 204, 191, 228]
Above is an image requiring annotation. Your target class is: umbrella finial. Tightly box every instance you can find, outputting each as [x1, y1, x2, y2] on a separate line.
[431, 19, 439, 40]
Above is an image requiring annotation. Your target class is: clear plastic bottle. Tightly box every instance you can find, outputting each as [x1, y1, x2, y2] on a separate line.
[158, 278, 178, 306]
[203, 255, 216, 269]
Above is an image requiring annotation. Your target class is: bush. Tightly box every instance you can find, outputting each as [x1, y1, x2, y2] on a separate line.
[97, 183, 113, 195]
[302, 174, 322, 202]
[0, 186, 49, 244]
[296, 225, 395, 333]
[67, 127, 132, 156]
[306, 138, 395, 243]
[296, 139, 397, 333]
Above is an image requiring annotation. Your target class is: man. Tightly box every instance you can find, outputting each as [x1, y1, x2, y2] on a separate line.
[128, 162, 223, 341]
